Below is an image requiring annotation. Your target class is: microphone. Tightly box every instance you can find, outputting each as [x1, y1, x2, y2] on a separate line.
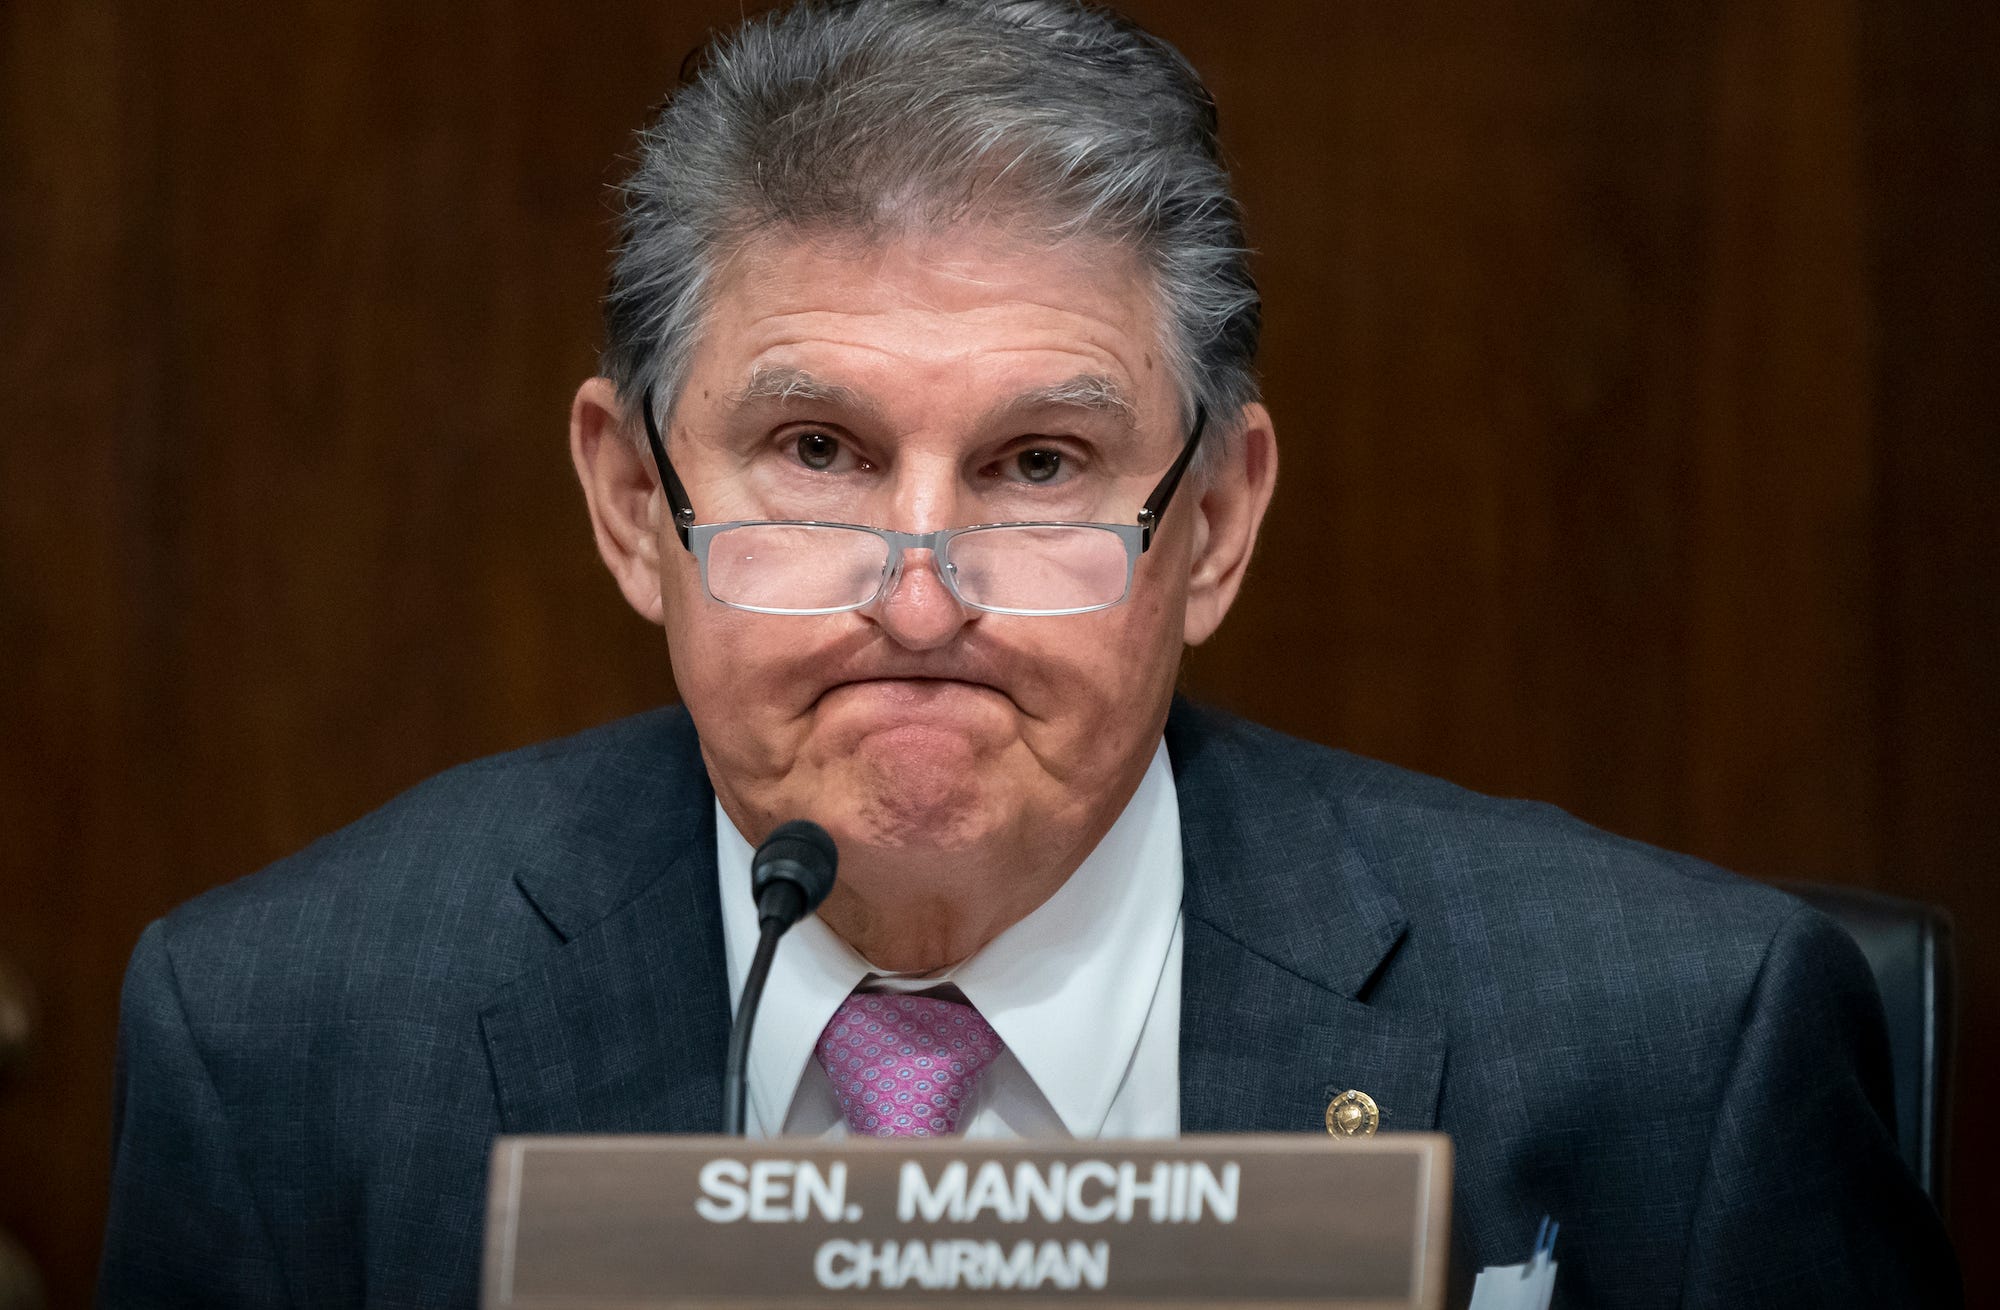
[750, 819, 839, 934]
[723, 820, 838, 1136]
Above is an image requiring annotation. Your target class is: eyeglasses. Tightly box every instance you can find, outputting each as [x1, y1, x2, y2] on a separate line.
[642, 388, 1205, 617]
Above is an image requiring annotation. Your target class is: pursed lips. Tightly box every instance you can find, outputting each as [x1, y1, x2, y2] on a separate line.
[815, 674, 1010, 709]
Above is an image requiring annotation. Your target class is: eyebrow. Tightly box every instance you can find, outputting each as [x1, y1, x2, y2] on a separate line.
[997, 374, 1138, 428]
[732, 366, 871, 414]
[731, 366, 1137, 429]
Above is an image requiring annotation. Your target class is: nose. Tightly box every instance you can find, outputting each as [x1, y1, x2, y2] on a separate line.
[864, 546, 973, 650]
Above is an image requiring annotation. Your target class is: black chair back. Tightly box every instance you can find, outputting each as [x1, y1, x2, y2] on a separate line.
[1782, 882, 1954, 1212]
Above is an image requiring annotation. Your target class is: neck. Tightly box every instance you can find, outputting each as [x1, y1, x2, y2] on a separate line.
[813, 829, 1102, 971]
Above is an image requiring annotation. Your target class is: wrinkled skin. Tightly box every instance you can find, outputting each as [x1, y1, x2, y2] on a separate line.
[572, 227, 1276, 970]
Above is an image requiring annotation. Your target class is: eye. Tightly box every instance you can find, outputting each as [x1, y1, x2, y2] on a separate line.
[794, 430, 842, 471]
[1015, 448, 1064, 483]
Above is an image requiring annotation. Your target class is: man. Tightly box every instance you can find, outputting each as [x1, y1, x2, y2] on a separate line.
[100, 1, 1957, 1306]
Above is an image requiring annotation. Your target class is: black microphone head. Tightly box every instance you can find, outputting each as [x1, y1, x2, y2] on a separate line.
[751, 819, 838, 927]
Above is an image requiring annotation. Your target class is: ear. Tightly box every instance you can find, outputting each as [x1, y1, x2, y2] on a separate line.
[1182, 402, 1278, 646]
[570, 376, 668, 626]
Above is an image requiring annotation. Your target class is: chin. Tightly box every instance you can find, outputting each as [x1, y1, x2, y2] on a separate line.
[835, 753, 1002, 855]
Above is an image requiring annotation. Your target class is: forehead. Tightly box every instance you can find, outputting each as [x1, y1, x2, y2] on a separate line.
[683, 227, 1177, 425]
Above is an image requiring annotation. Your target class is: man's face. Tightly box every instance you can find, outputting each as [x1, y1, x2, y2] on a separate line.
[578, 226, 1271, 966]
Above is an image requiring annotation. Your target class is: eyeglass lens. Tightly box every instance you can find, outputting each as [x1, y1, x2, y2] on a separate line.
[947, 524, 1130, 613]
[701, 523, 1133, 615]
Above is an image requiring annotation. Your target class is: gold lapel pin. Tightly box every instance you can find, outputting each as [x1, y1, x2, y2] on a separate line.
[1325, 1089, 1380, 1138]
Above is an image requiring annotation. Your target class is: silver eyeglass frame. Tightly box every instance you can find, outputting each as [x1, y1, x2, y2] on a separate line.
[641, 386, 1206, 618]
[684, 519, 1147, 617]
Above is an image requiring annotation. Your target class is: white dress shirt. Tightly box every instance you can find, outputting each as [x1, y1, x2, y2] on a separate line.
[716, 739, 1184, 1140]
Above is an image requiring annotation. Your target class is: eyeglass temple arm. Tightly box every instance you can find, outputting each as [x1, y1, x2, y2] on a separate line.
[1136, 404, 1207, 551]
[641, 387, 699, 549]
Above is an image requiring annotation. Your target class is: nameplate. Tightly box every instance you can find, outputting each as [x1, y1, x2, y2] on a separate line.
[483, 1133, 1451, 1308]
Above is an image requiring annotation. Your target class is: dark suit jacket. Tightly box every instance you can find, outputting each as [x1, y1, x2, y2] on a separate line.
[99, 701, 1959, 1307]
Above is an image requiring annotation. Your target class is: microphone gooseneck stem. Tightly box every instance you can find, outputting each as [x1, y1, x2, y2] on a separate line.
[723, 919, 785, 1136]
[724, 818, 837, 1136]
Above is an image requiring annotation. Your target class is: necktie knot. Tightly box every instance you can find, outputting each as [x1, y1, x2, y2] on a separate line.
[815, 993, 1003, 1137]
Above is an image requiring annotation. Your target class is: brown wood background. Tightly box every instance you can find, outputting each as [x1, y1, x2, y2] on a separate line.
[2, 1, 1993, 1304]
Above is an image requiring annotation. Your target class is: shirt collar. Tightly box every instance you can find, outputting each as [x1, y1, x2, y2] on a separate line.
[716, 738, 1183, 1138]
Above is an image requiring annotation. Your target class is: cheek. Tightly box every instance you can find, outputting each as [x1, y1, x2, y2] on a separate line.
[661, 567, 714, 689]
[1114, 555, 1190, 681]
[1105, 567, 1191, 724]
[664, 587, 859, 775]
[662, 587, 791, 747]
[1012, 589, 1185, 759]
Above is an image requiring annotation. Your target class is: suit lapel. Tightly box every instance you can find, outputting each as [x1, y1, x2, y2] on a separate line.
[479, 711, 734, 1135]
[1169, 701, 1447, 1135]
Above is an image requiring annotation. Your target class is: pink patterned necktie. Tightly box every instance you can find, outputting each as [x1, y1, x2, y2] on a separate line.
[815, 992, 1004, 1137]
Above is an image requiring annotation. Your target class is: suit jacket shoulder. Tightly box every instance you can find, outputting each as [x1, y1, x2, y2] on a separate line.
[1166, 699, 1958, 1307]
[101, 706, 724, 1309]
[155, 707, 709, 1006]
[1169, 697, 1837, 1029]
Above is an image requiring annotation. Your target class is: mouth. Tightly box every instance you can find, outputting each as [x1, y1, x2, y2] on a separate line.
[810, 673, 1024, 726]
[818, 675, 1003, 705]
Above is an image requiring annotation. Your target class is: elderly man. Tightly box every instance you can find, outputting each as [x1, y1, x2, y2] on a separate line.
[100, 1, 1956, 1306]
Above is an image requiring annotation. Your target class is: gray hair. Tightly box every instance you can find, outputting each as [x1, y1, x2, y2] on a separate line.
[601, 0, 1261, 455]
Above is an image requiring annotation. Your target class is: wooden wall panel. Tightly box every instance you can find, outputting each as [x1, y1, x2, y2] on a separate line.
[2, 0, 138, 1294]
[1859, 0, 2000, 1250]
[2, 1, 1992, 1303]
[1682, 0, 1878, 877]
[1171, 0, 1888, 875]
